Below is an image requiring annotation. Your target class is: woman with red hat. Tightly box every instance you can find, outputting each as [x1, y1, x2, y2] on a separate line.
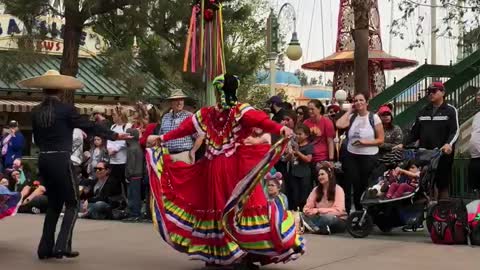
[377, 104, 403, 158]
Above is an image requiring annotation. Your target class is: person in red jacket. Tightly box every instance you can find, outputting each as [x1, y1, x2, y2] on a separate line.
[146, 74, 304, 269]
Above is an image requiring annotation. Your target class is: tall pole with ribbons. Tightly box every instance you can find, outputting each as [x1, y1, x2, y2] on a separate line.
[183, 0, 226, 106]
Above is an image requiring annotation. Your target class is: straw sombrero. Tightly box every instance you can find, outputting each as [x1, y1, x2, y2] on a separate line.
[18, 70, 84, 90]
[166, 89, 189, 100]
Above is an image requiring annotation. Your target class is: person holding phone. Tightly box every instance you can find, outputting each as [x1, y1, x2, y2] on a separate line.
[336, 93, 384, 213]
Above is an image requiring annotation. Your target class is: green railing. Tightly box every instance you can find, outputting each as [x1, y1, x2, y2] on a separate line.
[370, 49, 480, 126]
[369, 64, 453, 111]
[451, 158, 478, 199]
[446, 72, 480, 124]
[394, 65, 480, 128]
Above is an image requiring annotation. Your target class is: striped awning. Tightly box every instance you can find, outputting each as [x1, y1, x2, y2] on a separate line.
[0, 100, 134, 115]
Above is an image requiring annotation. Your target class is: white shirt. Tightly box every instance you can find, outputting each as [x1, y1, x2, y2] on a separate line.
[470, 112, 480, 158]
[347, 113, 382, 155]
[71, 128, 84, 166]
[107, 123, 132, 164]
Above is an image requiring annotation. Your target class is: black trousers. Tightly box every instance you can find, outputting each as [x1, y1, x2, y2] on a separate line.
[342, 153, 378, 213]
[469, 158, 480, 191]
[110, 163, 127, 197]
[435, 153, 454, 191]
[37, 152, 79, 256]
[286, 174, 311, 211]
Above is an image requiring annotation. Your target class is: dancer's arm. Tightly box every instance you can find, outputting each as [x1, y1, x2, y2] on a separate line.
[241, 109, 283, 135]
[148, 116, 196, 144]
[139, 123, 157, 148]
[69, 106, 122, 140]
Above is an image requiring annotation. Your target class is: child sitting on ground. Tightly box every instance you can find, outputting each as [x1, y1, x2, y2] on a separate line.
[386, 160, 420, 199]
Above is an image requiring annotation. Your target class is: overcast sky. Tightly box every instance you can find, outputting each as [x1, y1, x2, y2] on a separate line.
[272, 0, 461, 86]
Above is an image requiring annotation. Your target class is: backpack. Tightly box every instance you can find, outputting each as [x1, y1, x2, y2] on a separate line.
[426, 199, 469, 245]
[466, 200, 480, 245]
[340, 112, 377, 159]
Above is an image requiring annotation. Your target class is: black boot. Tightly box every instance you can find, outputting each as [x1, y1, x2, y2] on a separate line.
[54, 250, 80, 259]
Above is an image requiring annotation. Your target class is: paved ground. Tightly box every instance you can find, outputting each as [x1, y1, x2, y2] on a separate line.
[1, 214, 478, 270]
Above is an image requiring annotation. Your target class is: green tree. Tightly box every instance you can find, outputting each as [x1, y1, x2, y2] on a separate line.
[294, 69, 308, 86]
[2, 0, 270, 105]
[236, 82, 288, 109]
[1, 0, 141, 104]
[392, 0, 478, 50]
[95, 0, 270, 105]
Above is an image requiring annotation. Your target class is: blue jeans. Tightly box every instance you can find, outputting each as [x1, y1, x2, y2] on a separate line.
[88, 201, 112, 220]
[127, 178, 142, 217]
[302, 214, 346, 234]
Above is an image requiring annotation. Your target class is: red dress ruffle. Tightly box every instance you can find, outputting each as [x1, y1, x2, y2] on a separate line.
[147, 104, 305, 265]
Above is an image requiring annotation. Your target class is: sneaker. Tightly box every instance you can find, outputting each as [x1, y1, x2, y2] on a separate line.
[301, 215, 318, 233]
[315, 225, 331, 235]
[402, 224, 424, 232]
[31, 207, 41, 214]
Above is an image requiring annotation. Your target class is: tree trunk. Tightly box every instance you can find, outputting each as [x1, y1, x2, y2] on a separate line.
[353, 0, 371, 99]
[60, 4, 84, 105]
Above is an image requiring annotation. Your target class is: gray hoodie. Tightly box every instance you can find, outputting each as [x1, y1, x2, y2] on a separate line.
[125, 128, 144, 179]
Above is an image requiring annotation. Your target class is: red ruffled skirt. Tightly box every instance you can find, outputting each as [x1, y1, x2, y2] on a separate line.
[0, 186, 21, 220]
[146, 140, 305, 265]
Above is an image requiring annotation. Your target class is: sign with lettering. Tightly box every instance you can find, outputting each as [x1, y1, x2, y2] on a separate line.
[0, 14, 105, 58]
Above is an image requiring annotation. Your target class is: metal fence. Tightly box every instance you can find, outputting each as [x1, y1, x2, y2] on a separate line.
[451, 158, 478, 199]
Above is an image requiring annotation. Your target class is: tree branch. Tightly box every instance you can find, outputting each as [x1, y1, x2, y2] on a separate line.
[403, 0, 477, 9]
[47, 4, 65, 17]
[81, 0, 138, 20]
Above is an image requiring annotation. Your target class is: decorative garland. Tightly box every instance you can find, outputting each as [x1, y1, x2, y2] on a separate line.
[183, 0, 226, 81]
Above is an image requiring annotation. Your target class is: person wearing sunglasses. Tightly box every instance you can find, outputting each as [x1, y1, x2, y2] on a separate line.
[402, 81, 459, 201]
[80, 161, 123, 220]
[295, 106, 308, 126]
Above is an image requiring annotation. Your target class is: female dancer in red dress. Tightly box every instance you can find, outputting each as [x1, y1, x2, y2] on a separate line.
[146, 74, 305, 269]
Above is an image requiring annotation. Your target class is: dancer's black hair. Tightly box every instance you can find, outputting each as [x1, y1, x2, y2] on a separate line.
[33, 89, 61, 128]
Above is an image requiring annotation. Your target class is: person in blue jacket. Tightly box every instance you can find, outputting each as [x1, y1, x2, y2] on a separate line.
[2, 120, 25, 169]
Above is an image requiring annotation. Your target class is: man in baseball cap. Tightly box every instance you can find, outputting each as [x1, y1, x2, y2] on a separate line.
[404, 81, 459, 203]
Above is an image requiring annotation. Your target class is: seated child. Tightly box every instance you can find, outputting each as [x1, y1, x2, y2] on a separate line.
[386, 160, 420, 199]
[367, 170, 397, 199]
[264, 172, 288, 210]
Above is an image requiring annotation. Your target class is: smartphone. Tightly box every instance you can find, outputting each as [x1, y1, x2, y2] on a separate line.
[352, 140, 361, 146]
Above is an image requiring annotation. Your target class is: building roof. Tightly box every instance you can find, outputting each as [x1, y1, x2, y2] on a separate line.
[303, 88, 332, 99]
[0, 53, 177, 98]
[257, 70, 301, 86]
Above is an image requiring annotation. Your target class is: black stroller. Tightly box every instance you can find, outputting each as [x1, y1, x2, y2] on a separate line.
[346, 148, 442, 238]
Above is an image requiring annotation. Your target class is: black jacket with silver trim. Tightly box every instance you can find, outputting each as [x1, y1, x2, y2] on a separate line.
[406, 102, 459, 149]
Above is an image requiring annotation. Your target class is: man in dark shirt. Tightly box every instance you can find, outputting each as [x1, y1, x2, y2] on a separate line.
[267, 95, 286, 123]
[19, 70, 130, 260]
[404, 82, 459, 200]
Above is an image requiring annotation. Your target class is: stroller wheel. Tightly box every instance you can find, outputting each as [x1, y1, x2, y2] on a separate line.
[346, 211, 373, 238]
